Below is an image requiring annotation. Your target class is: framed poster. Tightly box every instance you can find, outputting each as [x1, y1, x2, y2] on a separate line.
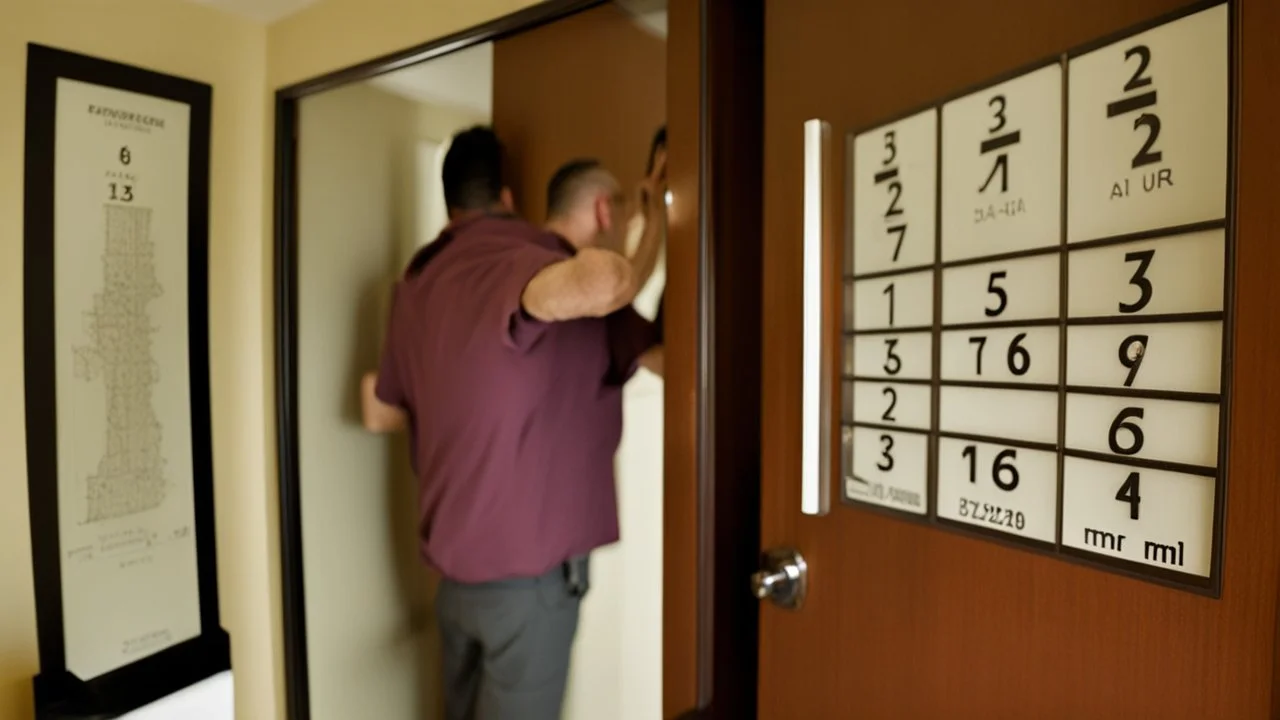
[23, 44, 228, 717]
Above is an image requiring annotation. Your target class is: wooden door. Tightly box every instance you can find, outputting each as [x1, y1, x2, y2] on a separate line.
[759, 0, 1280, 717]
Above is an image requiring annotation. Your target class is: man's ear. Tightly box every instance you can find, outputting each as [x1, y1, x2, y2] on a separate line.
[500, 187, 515, 213]
[596, 193, 614, 232]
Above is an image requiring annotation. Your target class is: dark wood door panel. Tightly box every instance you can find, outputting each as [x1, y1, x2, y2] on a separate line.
[759, 0, 1280, 717]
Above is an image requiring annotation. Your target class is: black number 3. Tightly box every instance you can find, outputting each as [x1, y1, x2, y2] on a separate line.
[1119, 249, 1154, 314]
[877, 434, 895, 471]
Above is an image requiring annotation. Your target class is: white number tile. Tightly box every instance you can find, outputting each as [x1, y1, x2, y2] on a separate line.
[852, 109, 939, 275]
[939, 386, 1059, 445]
[851, 270, 934, 331]
[843, 426, 928, 515]
[1064, 393, 1220, 469]
[941, 63, 1063, 262]
[940, 326, 1059, 385]
[1067, 229, 1225, 319]
[1066, 321, 1222, 395]
[1066, 4, 1229, 242]
[941, 254, 1060, 326]
[849, 332, 933, 380]
[1061, 456, 1215, 577]
[936, 437, 1058, 543]
[848, 380, 931, 430]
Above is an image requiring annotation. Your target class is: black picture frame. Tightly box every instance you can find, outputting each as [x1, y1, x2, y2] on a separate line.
[23, 44, 228, 719]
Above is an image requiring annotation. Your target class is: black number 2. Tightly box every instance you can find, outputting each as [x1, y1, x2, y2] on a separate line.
[881, 387, 897, 422]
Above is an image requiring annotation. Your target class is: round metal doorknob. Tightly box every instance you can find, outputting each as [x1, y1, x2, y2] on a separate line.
[751, 547, 808, 610]
[751, 569, 789, 599]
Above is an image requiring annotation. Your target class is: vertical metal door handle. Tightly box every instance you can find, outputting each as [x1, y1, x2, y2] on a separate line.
[801, 119, 831, 516]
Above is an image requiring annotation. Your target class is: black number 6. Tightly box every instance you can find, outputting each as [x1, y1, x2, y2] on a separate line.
[1108, 407, 1146, 455]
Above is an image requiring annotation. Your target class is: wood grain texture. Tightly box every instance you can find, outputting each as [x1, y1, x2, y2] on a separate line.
[492, 2, 665, 223]
[759, 0, 1280, 717]
[664, 0, 701, 715]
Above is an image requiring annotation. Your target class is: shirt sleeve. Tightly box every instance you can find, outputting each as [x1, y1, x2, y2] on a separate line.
[487, 238, 570, 352]
[606, 305, 660, 385]
[374, 281, 408, 408]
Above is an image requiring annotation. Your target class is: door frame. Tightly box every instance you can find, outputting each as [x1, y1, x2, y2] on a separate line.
[270, 1, 763, 718]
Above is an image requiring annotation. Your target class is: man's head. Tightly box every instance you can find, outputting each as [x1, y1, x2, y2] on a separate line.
[544, 158, 626, 250]
[441, 126, 514, 218]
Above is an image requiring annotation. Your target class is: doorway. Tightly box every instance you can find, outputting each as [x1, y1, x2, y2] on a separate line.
[273, 2, 671, 718]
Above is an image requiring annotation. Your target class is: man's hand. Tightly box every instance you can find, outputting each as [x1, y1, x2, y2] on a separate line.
[361, 372, 408, 433]
[522, 247, 637, 322]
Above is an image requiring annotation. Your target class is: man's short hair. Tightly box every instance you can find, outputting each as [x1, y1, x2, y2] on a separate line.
[442, 126, 505, 211]
[546, 158, 609, 218]
[646, 125, 667, 175]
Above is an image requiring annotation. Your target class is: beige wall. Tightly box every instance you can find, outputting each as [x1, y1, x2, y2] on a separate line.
[0, 2, 273, 719]
[0, 1, 546, 719]
[296, 83, 484, 720]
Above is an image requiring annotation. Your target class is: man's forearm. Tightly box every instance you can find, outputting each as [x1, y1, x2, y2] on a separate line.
[522, 248, 637, 322]
[628, 209, 664, 293]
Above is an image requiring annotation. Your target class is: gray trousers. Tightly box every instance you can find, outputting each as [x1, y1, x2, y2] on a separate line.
[435, 563, 584, 720]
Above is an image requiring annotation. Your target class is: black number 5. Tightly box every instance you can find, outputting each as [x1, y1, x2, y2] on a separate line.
[985, 271, 1008, 317]
[1119, 249, 1154, 314]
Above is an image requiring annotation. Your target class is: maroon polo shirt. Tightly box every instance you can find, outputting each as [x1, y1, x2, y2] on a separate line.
[375, 213, 658, 584]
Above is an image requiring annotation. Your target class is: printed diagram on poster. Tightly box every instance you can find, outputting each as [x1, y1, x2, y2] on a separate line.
[54, 78, 200, 680]
[838, 2, 1232, 593]
[24, 44, 227, 716]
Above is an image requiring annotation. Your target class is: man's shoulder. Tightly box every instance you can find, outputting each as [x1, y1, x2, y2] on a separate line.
[464, 216, 575, 257]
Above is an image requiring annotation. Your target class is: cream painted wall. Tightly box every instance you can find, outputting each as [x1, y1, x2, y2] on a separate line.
[0, 2, 274, 720]
[296, 82, 486, 720]
[266, 0, 542, 89]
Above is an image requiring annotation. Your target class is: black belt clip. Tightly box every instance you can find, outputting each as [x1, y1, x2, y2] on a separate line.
[563, 555, 590, 598]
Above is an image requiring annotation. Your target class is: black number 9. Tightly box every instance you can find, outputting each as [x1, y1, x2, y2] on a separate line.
[1118, 334, 1148, 387]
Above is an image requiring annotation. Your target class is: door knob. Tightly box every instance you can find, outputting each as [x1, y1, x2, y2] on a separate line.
[751, 547, 808, 609]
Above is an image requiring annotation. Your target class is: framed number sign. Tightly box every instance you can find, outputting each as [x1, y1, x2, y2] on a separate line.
[23, 45, 229, 716]
[838, 0, 1233, 594]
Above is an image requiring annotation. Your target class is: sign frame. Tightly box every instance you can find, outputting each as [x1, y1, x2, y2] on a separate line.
[837, 0, 1236, 597]
[23, 44, 229, 716]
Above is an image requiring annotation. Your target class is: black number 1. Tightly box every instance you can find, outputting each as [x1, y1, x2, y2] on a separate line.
[883, 282, 895, 326]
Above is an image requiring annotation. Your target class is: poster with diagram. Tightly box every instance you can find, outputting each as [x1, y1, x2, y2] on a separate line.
[24, 44, 227, 715]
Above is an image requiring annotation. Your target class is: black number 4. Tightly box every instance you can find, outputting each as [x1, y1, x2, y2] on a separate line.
[1115, 472, 1141, 520]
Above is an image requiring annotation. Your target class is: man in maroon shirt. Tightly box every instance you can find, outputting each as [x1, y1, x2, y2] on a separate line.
[360, 127, 662, 720]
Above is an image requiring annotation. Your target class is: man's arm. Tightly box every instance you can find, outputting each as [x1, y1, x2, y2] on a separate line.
[627, 151, 667, 291]
[361, 372, 407, 433]
[521, 246, 638, 322]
